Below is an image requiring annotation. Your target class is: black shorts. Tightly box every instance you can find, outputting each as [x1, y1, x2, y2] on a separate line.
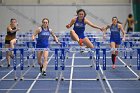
[127, 27, 133, 33]
[5, 40, 11, 44]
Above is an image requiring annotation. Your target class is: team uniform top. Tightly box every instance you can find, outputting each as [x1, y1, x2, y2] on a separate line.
[36, 27, 52, 48]
[126, 18, 134, 32]
[110, 24, 121, 45]
[73, 17, 86, 39]
[5, 27, 17, 44]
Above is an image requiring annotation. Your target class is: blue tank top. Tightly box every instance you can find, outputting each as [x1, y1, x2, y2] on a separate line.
[73, 17, 85, 35]
[110, 24, 120, 41]
[36, 27, 51, 48]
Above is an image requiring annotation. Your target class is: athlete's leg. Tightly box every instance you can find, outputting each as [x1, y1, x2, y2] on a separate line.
[110, 42, 116, 69]
[5, 44, 11, 67]
[70, 30, 79, 42]
[10, 39, 17, 58]
[115, 44, 119, 56]
[83, 37, 94, 48]
[42, 50, 49, 76]
[37, 51, 43, 72]
[10, 39, 17, 48]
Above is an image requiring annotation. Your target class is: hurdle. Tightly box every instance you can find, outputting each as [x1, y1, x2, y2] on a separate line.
[26, 41, 36, 67]
[0, 43, 2, 67]
[55, 47, 97, 81]
[0, 48, 21, 80]
[97, 47, 140, 80]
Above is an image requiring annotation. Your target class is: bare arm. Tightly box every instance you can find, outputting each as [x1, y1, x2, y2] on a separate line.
[84, 18, 103, 31]
[7, 26, 19, 33]
[50, 30, 59, 43]
[66, 18, 76, 29]
[124, 19, 127, 29]
[32, 27, 40, 41]
[102, 24, 110, 37]
[119, 24, 126, 40]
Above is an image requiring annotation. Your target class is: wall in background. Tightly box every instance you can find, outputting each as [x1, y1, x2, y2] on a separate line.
[0, 5, 131, 33]
[133, 0, 140, 31]
[2, 0, 130, 5]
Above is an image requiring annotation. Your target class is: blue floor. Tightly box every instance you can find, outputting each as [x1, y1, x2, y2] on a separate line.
[0, 51, 140, 93]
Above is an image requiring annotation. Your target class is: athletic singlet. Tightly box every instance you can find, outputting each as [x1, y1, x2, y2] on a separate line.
[5, 27, 16, 41]
[36, 27, 51, 48]
[73, 17, 86, 39]
[110, 24, 121, 45]
[127, 18, 134, 28]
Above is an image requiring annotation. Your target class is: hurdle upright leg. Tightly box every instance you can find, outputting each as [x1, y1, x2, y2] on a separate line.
[137, 49, 140, 80]
[19, 49, 24, 80]
[0, 43, 2, 67]
[102, 49, 106, 81]
[89, 50, 94, 67]
[129, 42, 133, 67]
[124, 42, 128, 67]
[26, 42, 30, 67]
[95, 49, 100, 80]
[55, 49, 59, 81]
[13, 49, 18, 80]
[32, 42, 36, 67]
[61, 49, 65, 81]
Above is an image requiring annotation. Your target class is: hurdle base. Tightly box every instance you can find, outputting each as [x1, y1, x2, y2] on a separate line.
[96, 78, 99, 81]
[0, 64, 3, 67]
[125, 65, 127, 67]
[20, 77, 24, 81]
[14, 77, 18, 81]
[32, 64, 35, 67]
[129, 65, 132, 67]
[55, 77, 58, 81]
[61, 77, 65, 81]
[102, 78, 106, 81]
[66, 57, 69, 59]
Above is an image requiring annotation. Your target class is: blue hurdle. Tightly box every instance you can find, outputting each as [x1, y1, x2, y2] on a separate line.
[26, 41, 36, 67]
[100, 48, 140, 80]
[0, 48, 24, 80]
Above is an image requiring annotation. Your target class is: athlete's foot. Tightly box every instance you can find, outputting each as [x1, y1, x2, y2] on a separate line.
[112, 64, 116, 69]
[78, 39, 83, 46]
[114, 56, 116, 63]
[7, 64, 10, 68]
[40, 65, 43, 72]
[10, 54, 14, 59]
[42, 71, 46, 76]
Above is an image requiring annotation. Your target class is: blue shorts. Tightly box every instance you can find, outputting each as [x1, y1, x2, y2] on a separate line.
[36, 44, 49, 48]
[110, 39, 121, 45]
[75, 32, 85, 39]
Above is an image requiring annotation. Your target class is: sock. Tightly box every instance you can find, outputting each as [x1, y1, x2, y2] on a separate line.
[112, 54, 116, 65]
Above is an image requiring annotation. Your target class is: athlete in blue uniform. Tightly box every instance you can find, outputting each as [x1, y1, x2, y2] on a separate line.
[32, 18, 58, 76]
[66, 9, 104, 48]
[104, 17, 125, 69]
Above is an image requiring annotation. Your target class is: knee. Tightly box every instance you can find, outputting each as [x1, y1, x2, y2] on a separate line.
[70, 30, 75, 34]
[10, 40, 14, 45]
[44, 58, 48, 62]
[90, 45, 94, 48]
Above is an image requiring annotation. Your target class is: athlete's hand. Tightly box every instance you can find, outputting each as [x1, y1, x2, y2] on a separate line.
[17, 28, 20, 31]
[66, 24, 70, 29]
[122, 37, 125, 42]
[99, 27, 105, 32]
[56, 42, 61, 45]
[103, 34, 106, 39]
[32, 36, 35, 41]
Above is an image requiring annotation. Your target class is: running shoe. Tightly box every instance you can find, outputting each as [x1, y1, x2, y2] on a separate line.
[112, 64, 116, 69]
[78, 39, 83, 46]
[42, 71, 46, 76]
